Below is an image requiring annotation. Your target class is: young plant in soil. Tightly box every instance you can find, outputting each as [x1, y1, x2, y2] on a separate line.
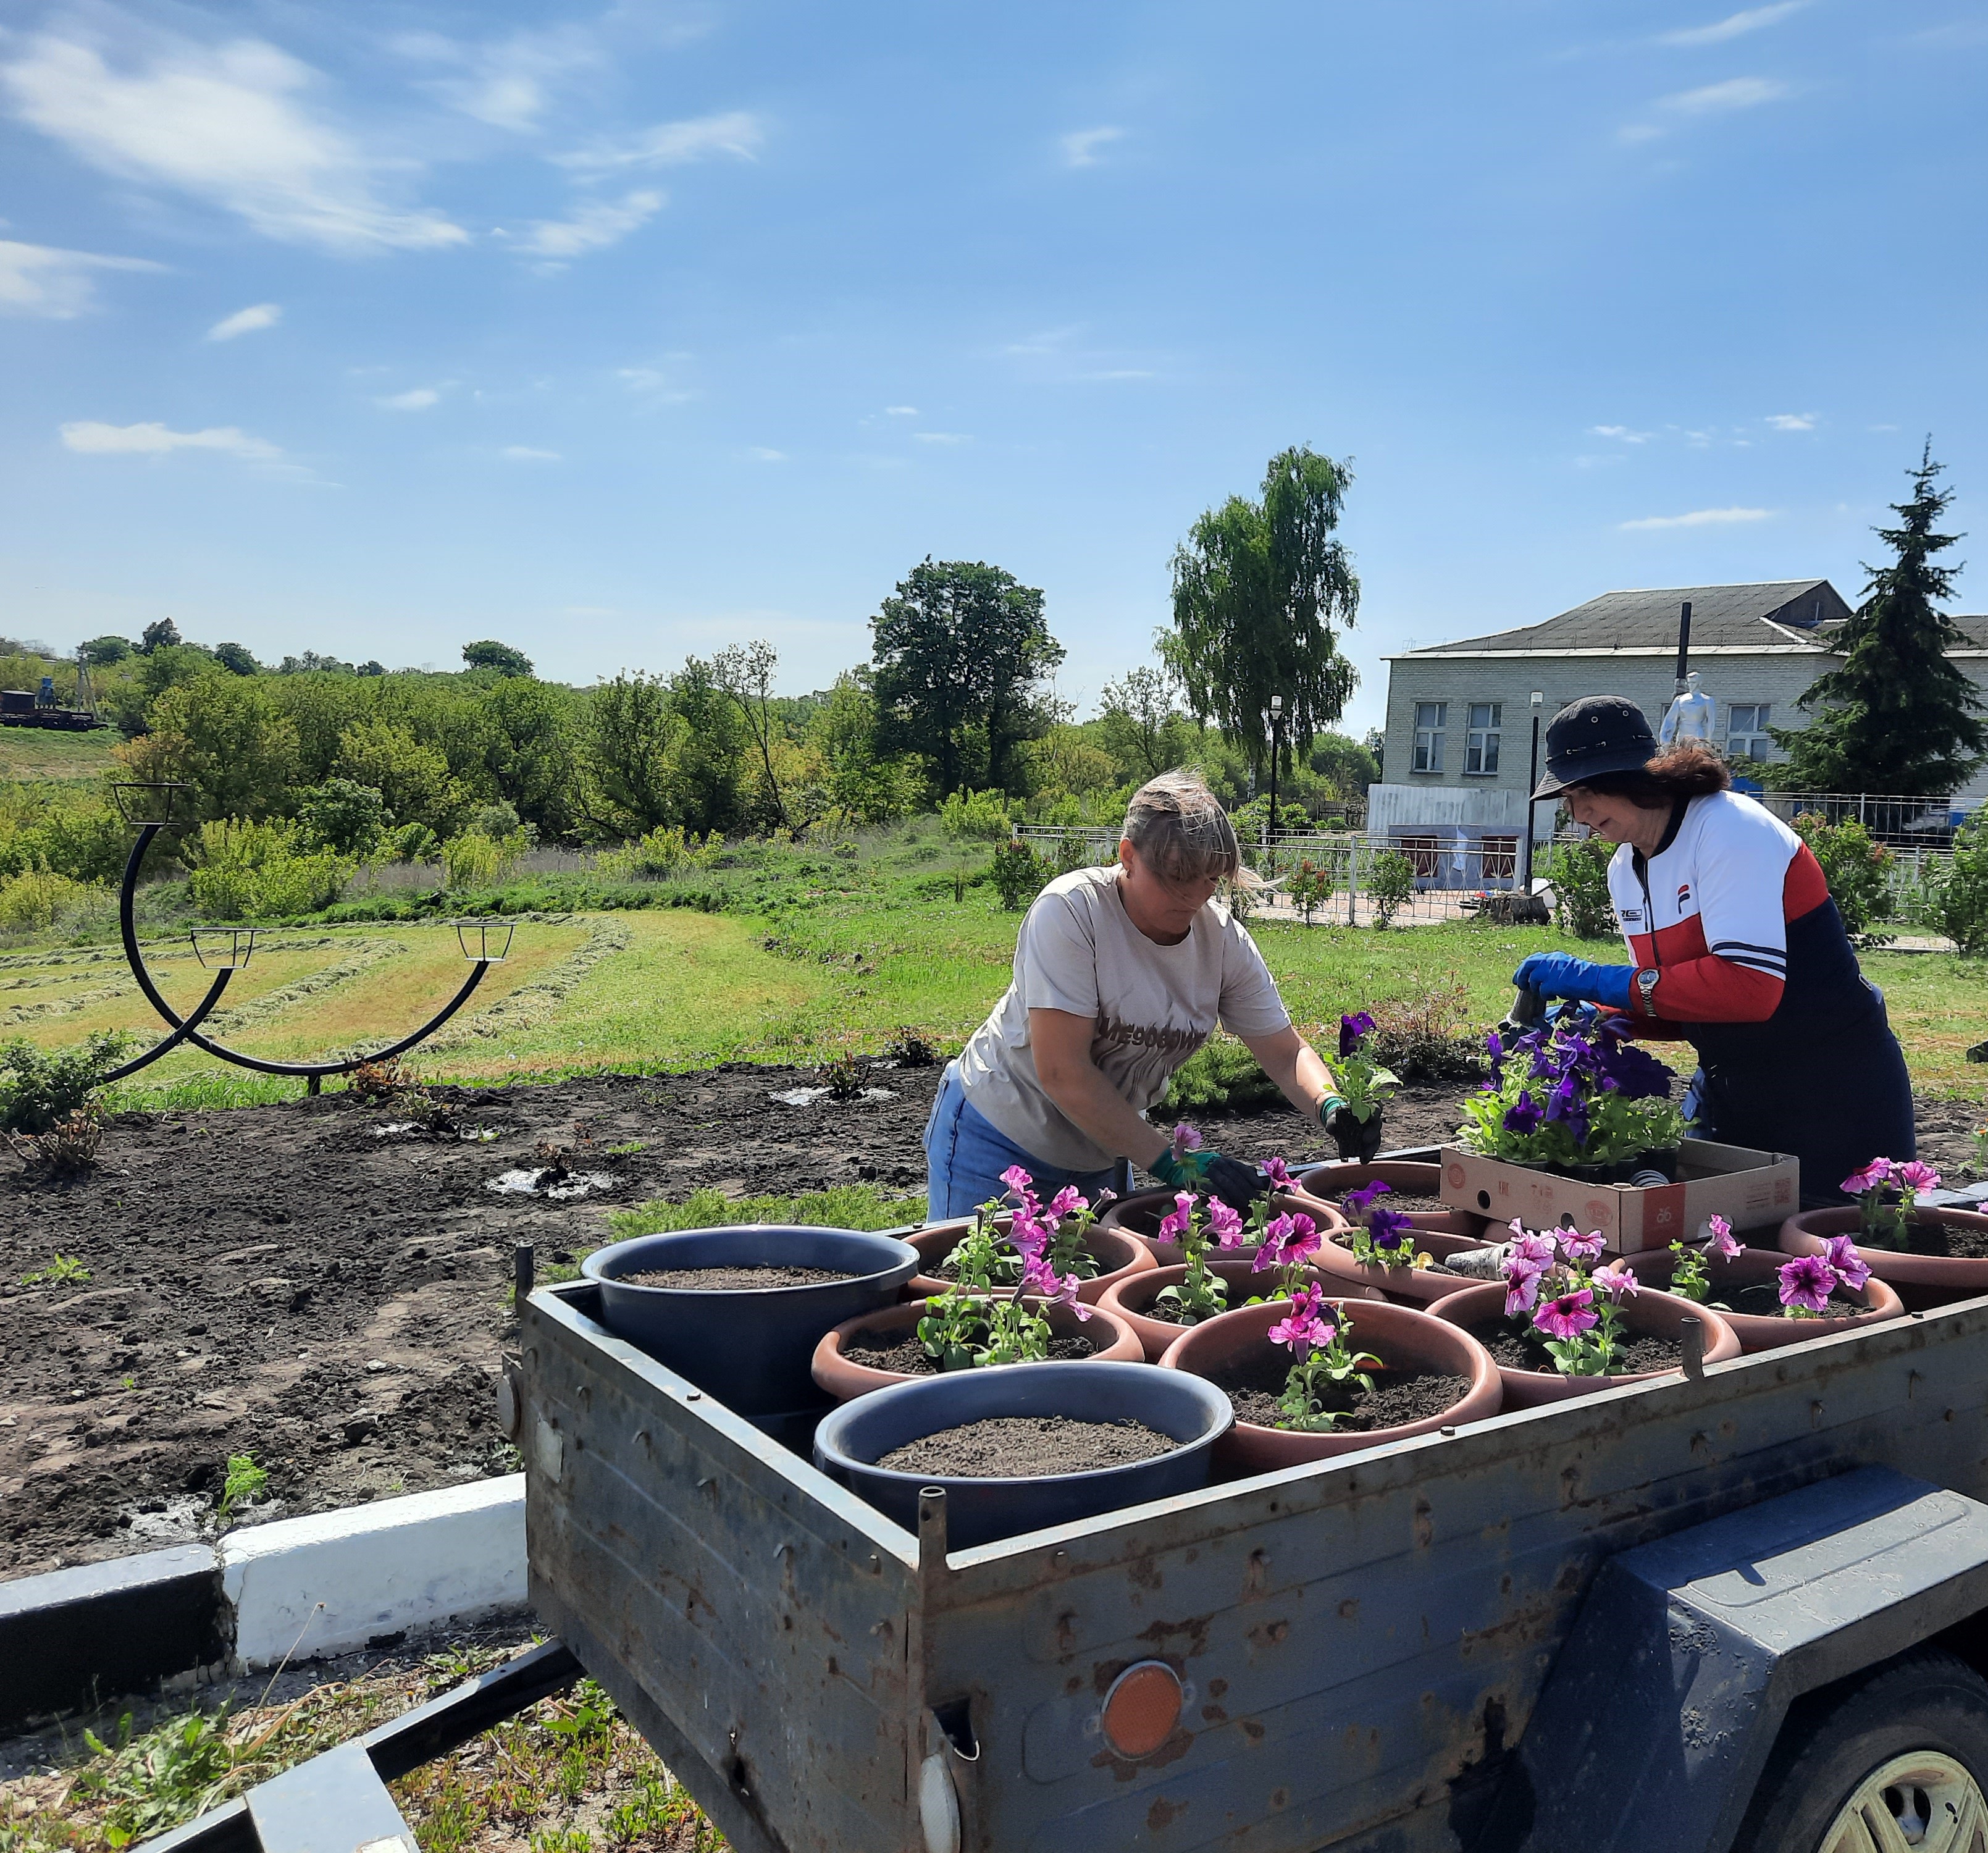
[1666, 1215, 1876, 1319]
[1149, 1188, 1248, 1325]
[1843, 1156, 1944, 1248]
[1663, 1212, 1742, 1302]
[1324, 1010, 1399, 1149]
[1267, 1286, 1384, 1432]
[1339, 1181, 1435, 1271]
[1498, 1222, 1644, 1376]
[1459, 1010, 1682, 1170]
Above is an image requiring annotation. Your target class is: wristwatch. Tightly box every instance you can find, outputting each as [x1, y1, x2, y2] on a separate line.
[1635, 967, 1661, 1014]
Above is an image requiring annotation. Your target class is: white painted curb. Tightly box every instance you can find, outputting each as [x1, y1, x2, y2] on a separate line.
[220, 1475, 526, 1670]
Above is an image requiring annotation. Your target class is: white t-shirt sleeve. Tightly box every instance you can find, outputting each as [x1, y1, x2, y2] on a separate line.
[1694, 799, 1795, 979]
[1215, 915, 1293, 1038]
[1015, 885, 1102, 1017]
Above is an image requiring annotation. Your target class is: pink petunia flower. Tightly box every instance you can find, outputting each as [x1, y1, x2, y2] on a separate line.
[1556, 1227, 1606, 1264]
[1253, 1211, 1321, 1273]
[1047, 1185, 1085, 1222]
[1533, 1288, 1598, 1340]
[1207, 1198, 1246, 1248]
[1706, 1214, 1741, 1259]
[1172, 1122, 1203, 1153]
[1008, 1209, 1049, 1258]
[1505, 1270, 1545, 1318]
[1267, 1283, 1335, 1355]
[1000, 1164, 1036, 1201]
[1820, 1233, 1872, 1292]
[1260, 1156, 1296, 1190]
[1155, 1191, 1197, 1243]
[1840, 1158, 1894, 1196]
[1777, 1253, 1837, 1313]
[1895, 1159, 1942, 1198]
[1593, 1261, 1640, 1300]
[1509, 1230, 1559, 1271]
[1022, 1249, 1093, 1317]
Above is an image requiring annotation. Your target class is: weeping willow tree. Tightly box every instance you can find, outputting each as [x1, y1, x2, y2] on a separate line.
[1161, 446, 1361, 784]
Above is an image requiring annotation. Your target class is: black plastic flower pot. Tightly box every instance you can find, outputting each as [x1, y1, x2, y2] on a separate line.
[812, 1359, 1233, 1550]
[581, 1225, 919, 1421]
[1330, 1107, 1385, 1162]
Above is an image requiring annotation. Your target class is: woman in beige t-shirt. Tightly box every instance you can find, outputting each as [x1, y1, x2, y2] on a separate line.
[925, 771, 1347, 1217]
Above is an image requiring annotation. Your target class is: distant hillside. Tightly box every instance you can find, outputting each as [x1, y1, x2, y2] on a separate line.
[0, 725, 118, 783]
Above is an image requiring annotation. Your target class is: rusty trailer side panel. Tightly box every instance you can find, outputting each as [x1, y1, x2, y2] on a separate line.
[521, 1285, 1988, 1853]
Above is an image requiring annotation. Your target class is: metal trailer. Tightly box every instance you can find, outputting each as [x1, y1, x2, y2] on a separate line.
[514, 1274, 1988, 1853]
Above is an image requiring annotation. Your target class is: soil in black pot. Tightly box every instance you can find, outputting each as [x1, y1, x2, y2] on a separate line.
[1470, 1316, 1682, 1376]
[1719, 1284, 1871, 1319]
[1867, 1219, 1988, 1261]
[1202, 1347, 1471, 1432]
[876, 1414, 1179, 1476]
[621, 1263, 853, 1290]
[842, 1334, 1097, 1375]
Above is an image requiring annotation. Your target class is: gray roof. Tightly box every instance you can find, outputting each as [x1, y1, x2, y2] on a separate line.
[1403, 580, 1853, 657]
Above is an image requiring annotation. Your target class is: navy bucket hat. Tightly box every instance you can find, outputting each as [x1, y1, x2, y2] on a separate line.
[1532, 695, 1659, 800]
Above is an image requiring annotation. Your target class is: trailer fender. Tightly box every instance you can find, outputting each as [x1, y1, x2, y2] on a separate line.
[1480, 1465, 1988, 1853]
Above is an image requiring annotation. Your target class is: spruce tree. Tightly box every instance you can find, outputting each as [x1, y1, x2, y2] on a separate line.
[1769, 443, 1986, 794]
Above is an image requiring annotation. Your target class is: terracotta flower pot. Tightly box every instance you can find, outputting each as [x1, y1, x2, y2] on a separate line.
[1099, 1260, 1382, 1362]
[905, 1215, 1155, 1305]
[1622, 1245, 1905, 1352]
[1158, 1296, 1502, 1471]
[1097, 1188, 1349, 1269]
[812, 1296, 1144, 1401]
[1294, 1159, 1490, 1241]
[1429, 1282, 1740, 1408]
[1310, 1227, 1504, 1308]
[1779, 1206, 1988, 1312]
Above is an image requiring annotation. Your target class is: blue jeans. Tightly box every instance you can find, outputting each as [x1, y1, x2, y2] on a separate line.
[923, 1062, 1118, 1219]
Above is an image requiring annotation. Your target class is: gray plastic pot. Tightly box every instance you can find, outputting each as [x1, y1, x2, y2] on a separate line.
[813, 1360, 1233, 1550]
[582, 1225, 919, 1418]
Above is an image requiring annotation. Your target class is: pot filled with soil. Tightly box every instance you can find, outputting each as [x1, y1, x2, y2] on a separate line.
[1099, 1187, 1348, 1268]
[1293, 1160, 1488, 1239]
[1100, 1259, 1380, 1362]
[1780, 1158, 1988, 1311]
[813, 1361, 1232, 1549]
[813, 1297, 1143, 1400]
[1430, 1281, 1738, 1408]
[906, 1216, 1154, 1305]
[1158, 1293, 1500, 1472]
[1302, 1175, 1490, 1308]
[582, 1224, 919, 1418]
[1627, 1242, 1904, 1352]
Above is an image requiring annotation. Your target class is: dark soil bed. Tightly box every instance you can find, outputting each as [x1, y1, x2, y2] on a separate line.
[1721, 1284, 1871, 1319]
[842, 1334, 1097, 1374]
[1871, 1219, 1988, 1260]
[875, 1414, 1178, 1476]
[1201, 1344, 1470, 1432]
[1326, 1191, 1448, 1214]
[621, 1264, 851, 1290]
[2, 1073, 1969, 1581]
[1471, 1317, 1684, 1376]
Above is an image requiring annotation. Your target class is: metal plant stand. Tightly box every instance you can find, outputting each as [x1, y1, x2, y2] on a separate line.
[107, 784, 513, 1093]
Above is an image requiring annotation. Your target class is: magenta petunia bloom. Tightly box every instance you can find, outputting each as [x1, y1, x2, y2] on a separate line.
[1840, 1158, 1894, 1196]
[1593, 1261, 1640, 1300]
[1254, 1211, 1320, 1272]
[1207, 1198, 1246, 1248]
[1047, 1184, 1085, 1221]
[1000, 1164, 1037, 1204]
[1008, 1210, 1049, 1258]
[1172, 1122, 1203, 1153]
[1344, 1180, 1393, 1220]
[1268, 1282, 1335, 1355]
[1022, 1249, 1092, 1317]
[1509, 1229, 1559, 1271]
[1556, 1226, 1606, 1264]
[1820, 1234, 1872, 1292]
[1155, 1191, 1197, 1243]
[1895, 1159, 1942, 1196]
[1259, 1156, 1296, 1190]
[1533, 1288, 1598, 1340]
[1706, 1213, 1741, 1259]
[1778, 1253, 1837, 1313]
[1505, 1271, 1545, 1318]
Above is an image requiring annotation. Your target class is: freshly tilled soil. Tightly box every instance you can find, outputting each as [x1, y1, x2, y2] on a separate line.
[841, 1334, 1097, 1374]
[874, 1414, 1178, 1476]
[620, 1265, 853, 1290]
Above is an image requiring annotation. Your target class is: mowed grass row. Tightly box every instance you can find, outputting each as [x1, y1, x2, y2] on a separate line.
[1, 897, 1982, 1105]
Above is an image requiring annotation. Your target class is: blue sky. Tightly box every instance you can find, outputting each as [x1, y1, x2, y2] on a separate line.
[2, 0, 1984, 737]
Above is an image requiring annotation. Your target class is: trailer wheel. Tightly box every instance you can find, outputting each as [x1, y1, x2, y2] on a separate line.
[1735, 1649, 1988, 1853]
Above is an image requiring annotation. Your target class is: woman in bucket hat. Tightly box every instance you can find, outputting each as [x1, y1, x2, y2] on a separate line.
[1512, 695, 1915, 1206]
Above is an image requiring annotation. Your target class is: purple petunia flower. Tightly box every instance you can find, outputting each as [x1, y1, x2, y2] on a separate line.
[1367, 1205, 1414, 1253]
[1254, 1211, 1321, 1272]
[1172, 1122, 1203, 1154]
[1533, 1288, 1598, 1340]
[1820, 1233, 1872, 1292]
[1840, 1158, 1894, 1196]
[1338, 1011, 1377, 1058]
[1343, 1180, 1393, 1220]
[1502, 1090, 1543, 1135]
[1486, 1030, 1506, 1085]
[1259, 1156, 1295, 1190]
[1778, 1253, 1837, 1313]
[1505, 1271, 1545, 1318]
[1545, 1075, 1590, 1145]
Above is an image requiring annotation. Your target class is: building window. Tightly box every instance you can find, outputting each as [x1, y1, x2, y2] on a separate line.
[1728, 703, 1772, 761]
[1465, 702, 1502, 775]
[1412, 702, 1446, 772]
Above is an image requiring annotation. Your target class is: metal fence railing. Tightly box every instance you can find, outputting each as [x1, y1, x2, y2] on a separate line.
[1746, 789, 1967, 846]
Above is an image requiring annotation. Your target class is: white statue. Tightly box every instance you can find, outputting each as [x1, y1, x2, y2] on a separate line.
[1660, 671, 1716, 745]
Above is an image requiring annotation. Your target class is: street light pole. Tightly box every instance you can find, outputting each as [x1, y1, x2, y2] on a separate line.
[1266, 694, 1285, 876]
[1523, 690, 1545, 890]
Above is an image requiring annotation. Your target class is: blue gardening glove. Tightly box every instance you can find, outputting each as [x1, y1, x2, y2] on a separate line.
[1148, 1147, 1267, 1209]
[1513, 951, 1634, 1011]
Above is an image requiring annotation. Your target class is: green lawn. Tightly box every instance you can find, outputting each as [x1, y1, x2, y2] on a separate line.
[0, 725, 119, 782]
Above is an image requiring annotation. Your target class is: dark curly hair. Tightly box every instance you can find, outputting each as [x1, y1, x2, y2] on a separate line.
[1566, 741, 1732, 807]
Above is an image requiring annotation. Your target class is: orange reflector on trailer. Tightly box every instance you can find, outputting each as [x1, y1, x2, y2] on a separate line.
[1100, 1660, 1183, 1760]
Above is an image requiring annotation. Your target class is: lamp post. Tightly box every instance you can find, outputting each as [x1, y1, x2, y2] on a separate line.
[1523, 690, 1546, 890]
[1265, 694, 1286, 876]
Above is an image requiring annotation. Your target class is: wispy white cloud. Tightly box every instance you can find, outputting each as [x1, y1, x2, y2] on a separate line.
[1658, 3, 1806, 48]
[392, 26, 602, 133]
[500, 444, 560, 460]
[1661, 75, 1790, 114]
[61, 419, 279, 460]
[1, 31, 466, 253]
[1589, 424, 1651, 443]
[555, 111, 763, 176]
[1619, 505, 1773, 530]
[1061, 125, 1124, 169]
[378, 387, 440, 410]
[515, 190, 662, 258]
[0, 238, 161, 318]
[746, 446, 786, 462]
[1765, 411, 1816, 431]
[913, 431, 968, 445]
[206, 302, 280, 341]
[884, 405, 918, 417]
[1083, 368, 1153, 380]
